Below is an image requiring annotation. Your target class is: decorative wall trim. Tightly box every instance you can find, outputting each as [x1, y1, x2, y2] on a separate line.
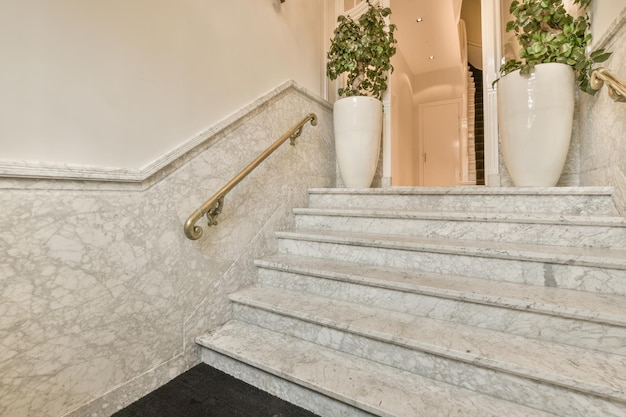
[0, 81, 331, 189]
[482, 0, 503, 186]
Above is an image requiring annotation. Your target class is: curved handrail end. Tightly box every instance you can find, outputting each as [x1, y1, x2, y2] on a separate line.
[591, 67, 626, 103]
[184, 209, 204, 240]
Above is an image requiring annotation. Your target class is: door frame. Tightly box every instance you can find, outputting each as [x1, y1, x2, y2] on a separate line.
[418, 98, 463, 186]
[481, 0, 503, 186]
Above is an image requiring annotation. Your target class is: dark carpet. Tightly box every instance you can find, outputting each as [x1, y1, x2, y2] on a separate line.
[112, 363, 321, 417]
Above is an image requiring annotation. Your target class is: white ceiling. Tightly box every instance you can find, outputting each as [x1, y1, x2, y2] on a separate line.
[390, 0, 463, 76]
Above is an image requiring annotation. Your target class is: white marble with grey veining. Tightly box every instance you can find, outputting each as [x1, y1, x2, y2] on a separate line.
[254, 254, 626, 355]
[201, 348, 376, 417]
[308, 187, 620, 215]
[0, 82, 335, 417]
[275, 229, 626, 295]
[294, 208, 626, 248]
[577, 11, 626, 216]
[228, 286, 626, 417]
[198, 320, 559, 417]
[195, 184, 626, 417]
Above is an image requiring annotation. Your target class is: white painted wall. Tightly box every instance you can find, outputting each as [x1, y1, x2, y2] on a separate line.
[462, 0, 483, 69]
[0, 0, 323, 170]
[591, 0, 626, 42]
[390, 51, 417, 185]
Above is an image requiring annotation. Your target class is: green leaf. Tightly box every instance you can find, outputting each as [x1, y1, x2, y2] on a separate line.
[498, 0, 610, 95]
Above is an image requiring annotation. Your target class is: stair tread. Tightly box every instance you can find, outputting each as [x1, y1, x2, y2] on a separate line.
[197, 320, 558, 417]
[230, 286, 626, 402]
[293, 207, 626, 227]
[256, 254, 626, 326]
[276, 229, 626, 269]
[308, 186, 615, 196]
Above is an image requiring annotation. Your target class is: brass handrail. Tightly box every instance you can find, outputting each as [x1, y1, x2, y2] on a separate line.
[590, 68, 626, 102]
[184, 113, 318, 240]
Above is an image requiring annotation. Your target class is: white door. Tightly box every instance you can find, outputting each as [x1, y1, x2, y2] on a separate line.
[420, 99, 461, 186]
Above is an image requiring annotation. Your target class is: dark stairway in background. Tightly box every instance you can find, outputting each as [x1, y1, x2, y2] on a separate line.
[470, 64, 485, 185]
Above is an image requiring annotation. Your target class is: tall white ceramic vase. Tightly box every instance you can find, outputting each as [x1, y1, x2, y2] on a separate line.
[333, 96, 383, 188]
[497, 63, 575, 186]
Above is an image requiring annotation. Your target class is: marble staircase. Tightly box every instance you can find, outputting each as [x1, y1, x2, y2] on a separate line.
[196, 187, 626, 417]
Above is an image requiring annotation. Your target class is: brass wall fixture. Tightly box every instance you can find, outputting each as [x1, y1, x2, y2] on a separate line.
[184, 113, 318, 240]
[590, 68, 626, 102]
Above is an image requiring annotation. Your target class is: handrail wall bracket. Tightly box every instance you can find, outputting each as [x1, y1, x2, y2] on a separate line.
[184, 113, 318, 240]
[590, 67, 626, 103]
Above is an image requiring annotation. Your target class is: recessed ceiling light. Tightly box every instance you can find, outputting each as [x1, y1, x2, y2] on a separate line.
[428, 56, 435, 60]
[416, 18, 423, 23]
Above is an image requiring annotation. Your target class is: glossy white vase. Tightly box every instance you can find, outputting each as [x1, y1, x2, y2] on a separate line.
[333, 96, 382, 188]
[497, 63, 575, 186]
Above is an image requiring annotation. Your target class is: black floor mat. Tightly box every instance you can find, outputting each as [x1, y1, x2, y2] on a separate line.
[113, 363, 321, 417]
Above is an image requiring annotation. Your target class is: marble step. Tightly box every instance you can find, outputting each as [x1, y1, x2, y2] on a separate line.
[229, 286, 626, 417]
[255, 254, 626, 356]
[293, 208, 626, 249]
[276, 229, 626, 296]
[197, 320, 559, 417]
[307, 187, 619, 216]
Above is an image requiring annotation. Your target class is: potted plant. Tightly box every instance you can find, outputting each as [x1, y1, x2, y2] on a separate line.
[497, 0, 611, 186]
[326, 1, 397, 188]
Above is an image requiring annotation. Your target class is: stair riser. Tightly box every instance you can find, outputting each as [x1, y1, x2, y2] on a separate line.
[256, 267, 626, 356]
[233, 304, 626, 417]
[277, 238, 626, 296]
[308, 193, 618, 215]
[295, 214, 626, 249]
[200, 349, 375, 417]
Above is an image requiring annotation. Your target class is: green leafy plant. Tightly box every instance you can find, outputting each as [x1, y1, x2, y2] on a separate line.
[326, 1, 398, 101]
[500, 0, 611, 94]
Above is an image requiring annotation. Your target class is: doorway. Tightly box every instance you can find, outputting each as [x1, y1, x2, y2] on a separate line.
[419, 99, 462, 186]
[327, 0, 498, 187]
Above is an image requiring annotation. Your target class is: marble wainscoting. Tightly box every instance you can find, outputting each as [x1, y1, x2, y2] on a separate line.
[577, 9, 626, 215]
[0, 81, 335, 417]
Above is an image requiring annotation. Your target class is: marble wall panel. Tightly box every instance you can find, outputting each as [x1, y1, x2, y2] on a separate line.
[0, 83, 335, 417]
[577, 11, 626, 214]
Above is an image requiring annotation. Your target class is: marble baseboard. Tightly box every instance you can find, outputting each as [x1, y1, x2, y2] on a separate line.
[65, 354, 194, 417]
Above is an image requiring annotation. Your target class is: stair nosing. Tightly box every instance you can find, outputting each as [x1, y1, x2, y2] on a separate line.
[276, 229, 626, 270]
[254, 254, 626, 327]
[198, 320, 559, 417]
[308, 186, 615, 196]
[293, 207, 626, 227]
[230, 286, 626, 404]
